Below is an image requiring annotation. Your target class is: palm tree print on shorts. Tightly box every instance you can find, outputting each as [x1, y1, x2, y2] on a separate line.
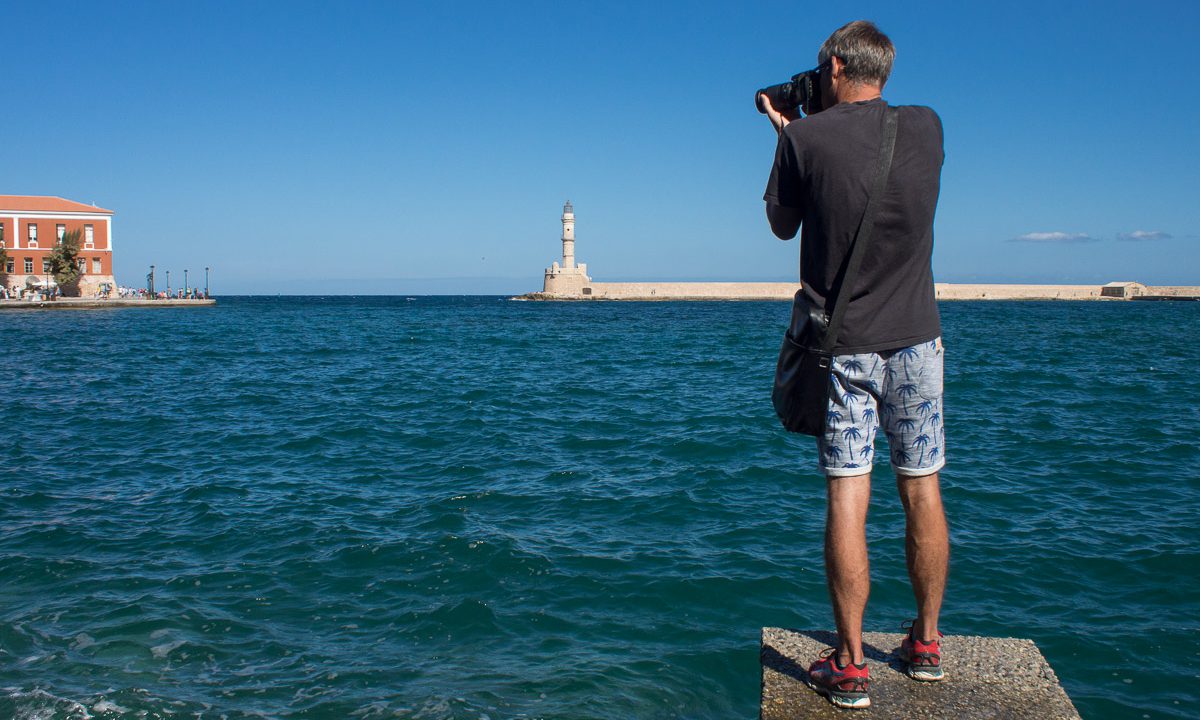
[817, 338, 945, 477]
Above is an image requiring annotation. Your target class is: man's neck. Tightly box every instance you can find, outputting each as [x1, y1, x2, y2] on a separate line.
[834, 83, 883, 106]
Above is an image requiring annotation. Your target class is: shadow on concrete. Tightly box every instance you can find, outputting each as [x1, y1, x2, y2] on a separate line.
[761, 628, 906, 686]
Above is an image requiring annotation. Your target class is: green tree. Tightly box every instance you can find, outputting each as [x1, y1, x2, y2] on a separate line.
[48, 228, 84, 297]
[0, 242, 9, 293]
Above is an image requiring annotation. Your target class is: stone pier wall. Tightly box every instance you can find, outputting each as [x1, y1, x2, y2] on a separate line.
[585, 282, 800, 300]
[933, 284, 1102, 300]
[1143, 286, 1200, 298]
[520, 281, 1199, 302]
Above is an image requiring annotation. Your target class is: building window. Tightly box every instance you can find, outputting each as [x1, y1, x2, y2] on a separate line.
[4, 258, 12, 274]
[24, 258, 33, 273]
[0, 223, 5, 246]
[57, 224, 66, 242]
[28, 224, 38, 248]
[42, 259, 52, 274]
[77, 259, 87, 273]
[92, 258, 101, 274]
[85, 225, 94, 248]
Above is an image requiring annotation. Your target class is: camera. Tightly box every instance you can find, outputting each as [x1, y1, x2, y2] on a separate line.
[755, 63, 828, 116]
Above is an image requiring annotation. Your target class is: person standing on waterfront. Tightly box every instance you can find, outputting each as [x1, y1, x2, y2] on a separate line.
[760, 20, 950, 710]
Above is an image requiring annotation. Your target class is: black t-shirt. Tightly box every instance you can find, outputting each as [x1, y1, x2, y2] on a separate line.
[765, 98, 944, 353]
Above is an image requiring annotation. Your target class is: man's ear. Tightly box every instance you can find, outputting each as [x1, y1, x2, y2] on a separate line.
[830, 56, 845, 80]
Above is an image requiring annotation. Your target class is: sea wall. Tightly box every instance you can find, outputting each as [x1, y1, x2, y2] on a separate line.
[585, 282, 799, 300]
[933, 283, 1102, 300]
[520, 281, 1199, 302]
[1144, 286, 1200, 298]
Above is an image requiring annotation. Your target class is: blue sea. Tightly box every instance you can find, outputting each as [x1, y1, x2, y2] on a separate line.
[1, 297, 1197, 719]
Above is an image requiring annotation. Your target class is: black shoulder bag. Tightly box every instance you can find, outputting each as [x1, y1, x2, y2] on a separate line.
[771, 106, 899, 436]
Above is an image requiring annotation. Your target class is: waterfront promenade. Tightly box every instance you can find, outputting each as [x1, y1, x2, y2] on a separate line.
[0, 297, 215, 310]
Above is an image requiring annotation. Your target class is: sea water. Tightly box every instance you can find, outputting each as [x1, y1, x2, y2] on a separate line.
[1, 297, 1197, 719]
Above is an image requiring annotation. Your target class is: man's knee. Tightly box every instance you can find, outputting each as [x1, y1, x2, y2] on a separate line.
[826, 472, 871, 516]
[896, 470, 941, 507]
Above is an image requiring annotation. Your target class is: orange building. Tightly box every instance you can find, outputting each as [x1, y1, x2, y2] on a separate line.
[0, 195, 116, 296]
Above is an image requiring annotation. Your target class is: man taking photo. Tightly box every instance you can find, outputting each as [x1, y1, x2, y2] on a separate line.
[760, 20, 949, 710]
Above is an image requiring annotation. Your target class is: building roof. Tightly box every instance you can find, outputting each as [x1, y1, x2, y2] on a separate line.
[0, 195, 113, 214]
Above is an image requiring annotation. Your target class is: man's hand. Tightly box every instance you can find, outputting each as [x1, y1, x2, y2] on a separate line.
[759, 94, 800, 135]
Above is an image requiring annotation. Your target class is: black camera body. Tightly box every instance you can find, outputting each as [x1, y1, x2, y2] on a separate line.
[755, 65, 827, 117]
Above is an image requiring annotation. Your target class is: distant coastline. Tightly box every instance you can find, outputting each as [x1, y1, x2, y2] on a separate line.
[530, 204, 1197, 302]
[516, 281, 1200, 302]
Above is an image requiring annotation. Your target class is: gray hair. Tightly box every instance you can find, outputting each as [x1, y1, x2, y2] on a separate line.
[818, 21, 895, 87]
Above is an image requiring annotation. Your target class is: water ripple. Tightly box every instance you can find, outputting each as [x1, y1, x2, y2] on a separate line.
[1, 297, 1197, 719]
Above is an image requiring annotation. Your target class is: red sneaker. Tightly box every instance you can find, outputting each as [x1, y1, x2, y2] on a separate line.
[806, 648, 870, 709]
[899, 620, 945, 681]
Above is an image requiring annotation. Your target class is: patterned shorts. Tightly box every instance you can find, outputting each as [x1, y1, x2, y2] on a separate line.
[818, 337, 945, 478]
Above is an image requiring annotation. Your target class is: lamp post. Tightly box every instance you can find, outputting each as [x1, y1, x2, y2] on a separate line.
[184, 269, 189, 298]
[205, 267, 210, 298]
[149, 265, 155, 298]
[166, 270, 171, 298]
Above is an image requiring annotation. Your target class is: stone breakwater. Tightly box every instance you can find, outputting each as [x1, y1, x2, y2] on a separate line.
[517, 282, 1200, 301]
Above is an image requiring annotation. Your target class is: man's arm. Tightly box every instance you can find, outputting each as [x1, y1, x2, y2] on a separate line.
[760, 93, 804, 241]
[766, 202, 801, 240]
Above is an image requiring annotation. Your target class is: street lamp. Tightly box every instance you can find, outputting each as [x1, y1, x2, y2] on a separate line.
[184, 269, 189, 298]
[149, 265, 155, 298]
[166, 270, 171, 298]
[205, 267, 210, 298]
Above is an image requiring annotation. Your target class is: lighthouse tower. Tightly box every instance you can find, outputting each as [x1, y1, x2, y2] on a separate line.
[543, 200, 590, 295]
[561, 200, 576, 269]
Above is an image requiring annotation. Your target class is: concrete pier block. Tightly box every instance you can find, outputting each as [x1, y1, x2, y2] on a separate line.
[761, 628, 1081, 719]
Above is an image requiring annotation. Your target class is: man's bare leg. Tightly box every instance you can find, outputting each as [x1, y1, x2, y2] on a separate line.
[896, 471, 949, 641]
[825, 472, 872, 665]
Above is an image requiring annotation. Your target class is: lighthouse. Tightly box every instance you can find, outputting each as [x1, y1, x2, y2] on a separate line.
[542, 200, 590, 295]
[561, 200, 576, 269]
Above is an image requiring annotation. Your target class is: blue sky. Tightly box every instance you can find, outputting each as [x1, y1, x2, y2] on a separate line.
[5, 1, 1197, 293]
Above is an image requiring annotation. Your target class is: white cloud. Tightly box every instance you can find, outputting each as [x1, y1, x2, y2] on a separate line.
[1010, 231, 1097, 243]
[1117, 230, 1172, 241]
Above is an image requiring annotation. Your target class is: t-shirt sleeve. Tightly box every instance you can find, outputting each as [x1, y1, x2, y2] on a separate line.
[764, 130, 805, 209]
